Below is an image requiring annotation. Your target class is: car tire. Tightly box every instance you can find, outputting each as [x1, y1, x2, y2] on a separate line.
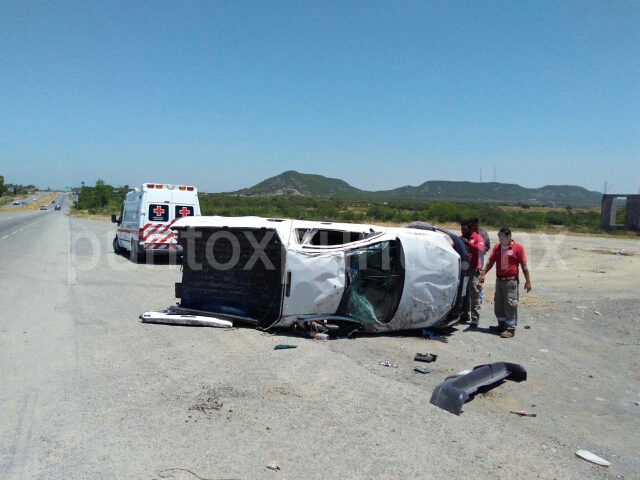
[130, 239, 143, 263]
[113, 236, 125, 254]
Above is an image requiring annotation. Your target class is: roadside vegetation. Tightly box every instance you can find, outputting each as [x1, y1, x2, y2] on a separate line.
[68, 180, 638, 236]
[0, 175, 40, 205]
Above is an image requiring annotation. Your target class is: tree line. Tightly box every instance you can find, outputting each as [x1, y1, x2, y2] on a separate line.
[75, 182, 616, 233]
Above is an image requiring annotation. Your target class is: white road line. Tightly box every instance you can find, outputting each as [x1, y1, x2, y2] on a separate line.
[1, 235, 8, 240]
[11, 231, 18, 235]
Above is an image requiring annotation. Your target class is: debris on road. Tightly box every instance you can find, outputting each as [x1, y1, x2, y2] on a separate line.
[266, 461, 281, 471]
[140, 311, 233, 328]
[414, 353, 437, 363]
[378, 360, 398, 368]
[414, 366, 430, 374]
[189, 396, 224, 418]
[510, 410, 537, 417]
[430, 362, 527, 415]
[422, 329, 449, 343]
[274, 344, 297, 350]
[589, 248, 634, 257]
[524, 326, 531, 329]
[575, 449, 611, 467]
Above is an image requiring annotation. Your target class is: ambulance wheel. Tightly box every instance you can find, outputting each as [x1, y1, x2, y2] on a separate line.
[113, 236, 125, 254]
[130, 240, 144, 263]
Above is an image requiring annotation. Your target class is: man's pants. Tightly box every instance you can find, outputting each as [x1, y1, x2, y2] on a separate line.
[462, 269, 482, 322]
[494, 279, 518, 328]
[479, 254, 485, 302]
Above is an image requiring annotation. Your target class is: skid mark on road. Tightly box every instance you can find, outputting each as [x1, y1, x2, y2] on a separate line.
[4, 392, 39, 480]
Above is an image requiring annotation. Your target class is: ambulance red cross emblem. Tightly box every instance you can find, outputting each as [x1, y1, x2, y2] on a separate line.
[153, 206, 165, 216]
[178, 207, 191, 217]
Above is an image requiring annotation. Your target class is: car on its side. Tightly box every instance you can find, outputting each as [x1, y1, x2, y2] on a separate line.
[170, 216, 469, 333]
[40, 205, 47, 210]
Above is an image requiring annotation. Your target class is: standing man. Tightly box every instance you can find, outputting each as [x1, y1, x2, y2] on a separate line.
[471, 218, 490, 303]
[479, 227, 532, 338]
[460, 219, 484, 327]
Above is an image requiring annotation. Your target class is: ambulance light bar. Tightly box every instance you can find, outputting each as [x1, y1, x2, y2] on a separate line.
[145, 184, 194, 191]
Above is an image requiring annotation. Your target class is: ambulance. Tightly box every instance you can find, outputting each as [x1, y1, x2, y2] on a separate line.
[112, 183, 201, 260]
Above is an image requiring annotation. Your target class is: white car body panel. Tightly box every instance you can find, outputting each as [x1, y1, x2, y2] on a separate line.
[172, 216, 462, 331]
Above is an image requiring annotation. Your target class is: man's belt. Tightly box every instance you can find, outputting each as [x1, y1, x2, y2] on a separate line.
[497, 276, 517, 281]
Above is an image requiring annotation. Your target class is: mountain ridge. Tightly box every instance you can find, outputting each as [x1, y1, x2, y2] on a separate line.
[226, 171, 602, 207]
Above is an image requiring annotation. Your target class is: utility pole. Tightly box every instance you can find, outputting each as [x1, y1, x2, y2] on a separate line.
[480, 169, 482, 183]
[493, 166, 496, 182]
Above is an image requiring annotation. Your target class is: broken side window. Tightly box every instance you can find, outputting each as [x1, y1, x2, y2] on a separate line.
[298, 228, 381, 246]
[337, 240, 405, 324]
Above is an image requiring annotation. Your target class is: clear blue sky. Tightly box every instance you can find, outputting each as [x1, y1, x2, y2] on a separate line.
[1, 1, 638, 194]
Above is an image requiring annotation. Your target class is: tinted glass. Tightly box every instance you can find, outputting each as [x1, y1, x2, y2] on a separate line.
[149, 204, 169, 222]
[175, 205, 194, 218]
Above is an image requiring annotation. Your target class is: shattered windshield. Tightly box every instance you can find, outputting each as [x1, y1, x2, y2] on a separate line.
[337, 240, 405, 324]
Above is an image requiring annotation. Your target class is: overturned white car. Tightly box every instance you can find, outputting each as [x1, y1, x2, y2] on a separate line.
[170, 217, 469, 333]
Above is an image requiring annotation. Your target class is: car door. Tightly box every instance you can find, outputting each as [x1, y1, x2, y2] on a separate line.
[281, 248, 346, 317]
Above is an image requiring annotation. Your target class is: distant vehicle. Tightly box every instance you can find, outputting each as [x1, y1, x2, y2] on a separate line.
[111, 183, 201, 261]
[40, 205, 47, 210]
[170, 217, 470, 332]
[55, 205, 61, 211]
[12, 200, 20, 205]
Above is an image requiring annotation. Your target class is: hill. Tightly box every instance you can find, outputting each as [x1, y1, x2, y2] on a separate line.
[377, 181, 602, 206]
[229, 171, 602, 207]
[232, 170, 367, 198]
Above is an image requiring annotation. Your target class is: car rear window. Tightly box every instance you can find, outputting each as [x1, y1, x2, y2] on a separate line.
[174, 205, 194, 218]
[148, 204, 169, 222]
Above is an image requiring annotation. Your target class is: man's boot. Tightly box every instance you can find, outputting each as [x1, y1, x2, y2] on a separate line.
[489, 323, 505, 333]
[500, 327, 516, 338]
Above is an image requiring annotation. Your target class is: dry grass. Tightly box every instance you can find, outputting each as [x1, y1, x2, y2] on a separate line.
[67, 208, 115, 221]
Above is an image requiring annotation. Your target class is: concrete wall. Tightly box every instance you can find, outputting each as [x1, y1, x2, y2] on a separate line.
[601, 194, 640, 230]
[625, 196, 640, 229]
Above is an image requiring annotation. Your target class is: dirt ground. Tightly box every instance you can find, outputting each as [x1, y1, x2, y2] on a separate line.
[147, 228, 640, 479]
[350, 229, 640, 479]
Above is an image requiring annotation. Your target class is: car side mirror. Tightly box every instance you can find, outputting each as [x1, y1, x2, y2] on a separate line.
[111, 214, 117, 224]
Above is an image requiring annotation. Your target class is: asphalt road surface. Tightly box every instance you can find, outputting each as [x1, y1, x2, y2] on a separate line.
[1, 211, 638, 479]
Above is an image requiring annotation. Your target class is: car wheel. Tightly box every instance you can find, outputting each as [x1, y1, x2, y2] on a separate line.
[113, 236, 125, 254]
[130, 239, 143, 263]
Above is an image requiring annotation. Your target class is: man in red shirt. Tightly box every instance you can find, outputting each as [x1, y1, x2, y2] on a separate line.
[460, 219, 485, 327]
[479, 227, 532, 338]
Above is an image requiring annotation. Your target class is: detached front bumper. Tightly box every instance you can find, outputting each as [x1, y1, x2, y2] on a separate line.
[430, 362, 527, 415]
